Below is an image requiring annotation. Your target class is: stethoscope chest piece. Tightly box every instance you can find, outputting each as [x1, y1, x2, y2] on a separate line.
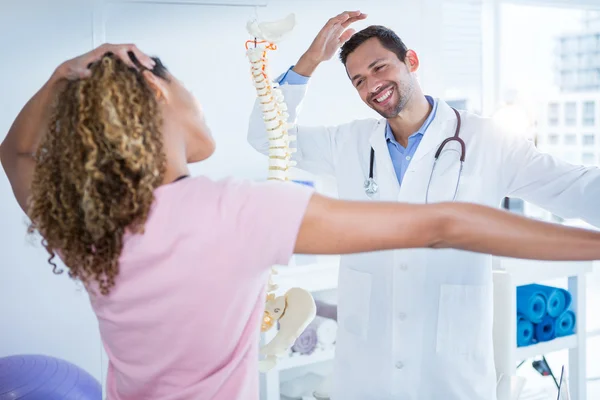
[364, 177, 379, 197]
[364, 147, 378, 196]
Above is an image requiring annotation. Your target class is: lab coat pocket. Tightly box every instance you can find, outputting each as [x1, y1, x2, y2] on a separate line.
[436, 284, 488, 359]
[337, 267, 373, 340]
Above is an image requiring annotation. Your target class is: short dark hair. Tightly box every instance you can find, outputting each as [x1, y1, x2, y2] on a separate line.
[339, 25, 408, 65]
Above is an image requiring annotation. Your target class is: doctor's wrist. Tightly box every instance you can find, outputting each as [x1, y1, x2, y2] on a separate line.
[293, 52, 321, 77]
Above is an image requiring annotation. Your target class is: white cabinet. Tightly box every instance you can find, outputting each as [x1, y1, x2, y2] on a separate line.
[493, 258, 592, 400]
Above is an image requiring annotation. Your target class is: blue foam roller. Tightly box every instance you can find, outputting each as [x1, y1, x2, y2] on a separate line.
[534, 315, 557, 342]
[555, 310, 576, 337]
[516, 285, 547, 323]
[0, 354, 101, 400]
[516, 313, 534, 347]
[528, 284, 572, 318]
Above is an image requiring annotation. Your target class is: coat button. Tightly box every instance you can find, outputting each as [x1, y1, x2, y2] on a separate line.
[395, 361, 404, 369]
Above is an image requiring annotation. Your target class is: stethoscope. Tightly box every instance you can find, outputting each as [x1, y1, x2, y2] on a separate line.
[364, 107, 465, 203]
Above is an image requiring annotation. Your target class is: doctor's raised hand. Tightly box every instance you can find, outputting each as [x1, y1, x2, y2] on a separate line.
[293, 10, 367, 77]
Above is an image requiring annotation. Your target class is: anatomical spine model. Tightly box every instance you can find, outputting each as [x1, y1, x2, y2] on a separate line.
[245, 13, 317, 372]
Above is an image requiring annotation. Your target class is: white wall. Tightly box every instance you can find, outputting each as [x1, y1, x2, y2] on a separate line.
[0, 0, 105, 383]
[0, 0, 481, 389]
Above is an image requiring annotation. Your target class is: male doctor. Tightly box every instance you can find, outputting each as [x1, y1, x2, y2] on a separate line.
[247, 11, 600, 400]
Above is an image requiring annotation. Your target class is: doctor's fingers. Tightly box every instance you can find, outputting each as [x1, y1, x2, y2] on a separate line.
[327, 11, 360, 27]
[329, 23, 355, 45]
[338, 28, 357, 45]
[341, 12, 367, 28]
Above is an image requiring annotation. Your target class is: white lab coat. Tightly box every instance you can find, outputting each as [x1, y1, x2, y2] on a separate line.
[247, 82, 600, 400]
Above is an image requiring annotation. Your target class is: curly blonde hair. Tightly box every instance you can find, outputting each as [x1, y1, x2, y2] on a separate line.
[28, 53, 168, 295]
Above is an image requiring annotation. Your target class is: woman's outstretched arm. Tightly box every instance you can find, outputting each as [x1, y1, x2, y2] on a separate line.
[295, 193, 600, 261]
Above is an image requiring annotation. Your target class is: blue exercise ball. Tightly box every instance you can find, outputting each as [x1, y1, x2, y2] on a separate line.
[0, 354, 102, 399]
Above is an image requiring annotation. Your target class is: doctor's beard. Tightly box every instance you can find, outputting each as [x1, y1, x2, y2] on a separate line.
[371, 78, 416, 119]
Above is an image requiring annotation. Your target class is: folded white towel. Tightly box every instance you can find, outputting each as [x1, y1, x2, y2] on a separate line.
[311, 316, 337, 347]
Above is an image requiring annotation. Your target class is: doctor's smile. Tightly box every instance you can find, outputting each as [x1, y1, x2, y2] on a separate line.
[371, 85, 394, 105]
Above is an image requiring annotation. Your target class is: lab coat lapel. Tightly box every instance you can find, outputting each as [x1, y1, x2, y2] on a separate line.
[368, 120, 399, 201]
[410, 100, 456, 165]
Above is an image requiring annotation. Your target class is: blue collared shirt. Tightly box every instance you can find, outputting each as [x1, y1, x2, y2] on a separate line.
[277, 67, 438, 185]
[385, 96, 437, 184]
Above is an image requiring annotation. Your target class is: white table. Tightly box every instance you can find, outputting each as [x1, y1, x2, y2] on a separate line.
[492, 258, 592, 400]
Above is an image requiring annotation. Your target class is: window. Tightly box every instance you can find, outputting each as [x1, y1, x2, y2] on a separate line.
[582, 152, 596, 165]
[564, 151, 578, 163]
[565, 102, 577, 126]
[583, 101, 595, 126]
[440, 1, 484, 113]
[548, 103, 559, 126]
[564, 134, 577, 145]
[499, 6, 600, 393]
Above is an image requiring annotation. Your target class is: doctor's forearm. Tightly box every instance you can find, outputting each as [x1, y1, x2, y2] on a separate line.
[439, 203, 600, 261]
[292, 52, 320, 77]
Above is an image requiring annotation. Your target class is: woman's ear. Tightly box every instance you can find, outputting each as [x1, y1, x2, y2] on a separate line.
[142, 70, 169, 102]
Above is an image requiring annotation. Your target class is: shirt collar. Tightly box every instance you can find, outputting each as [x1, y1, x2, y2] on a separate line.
[385, 95, 438, 142]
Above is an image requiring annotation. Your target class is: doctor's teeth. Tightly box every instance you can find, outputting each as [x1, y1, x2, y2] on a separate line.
[375, 89, 392, 103]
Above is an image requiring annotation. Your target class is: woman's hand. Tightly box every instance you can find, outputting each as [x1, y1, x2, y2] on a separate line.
[55, 43, 155, 80]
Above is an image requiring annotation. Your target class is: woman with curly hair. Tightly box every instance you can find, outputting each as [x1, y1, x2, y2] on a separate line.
[2, 43, 600, 399]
